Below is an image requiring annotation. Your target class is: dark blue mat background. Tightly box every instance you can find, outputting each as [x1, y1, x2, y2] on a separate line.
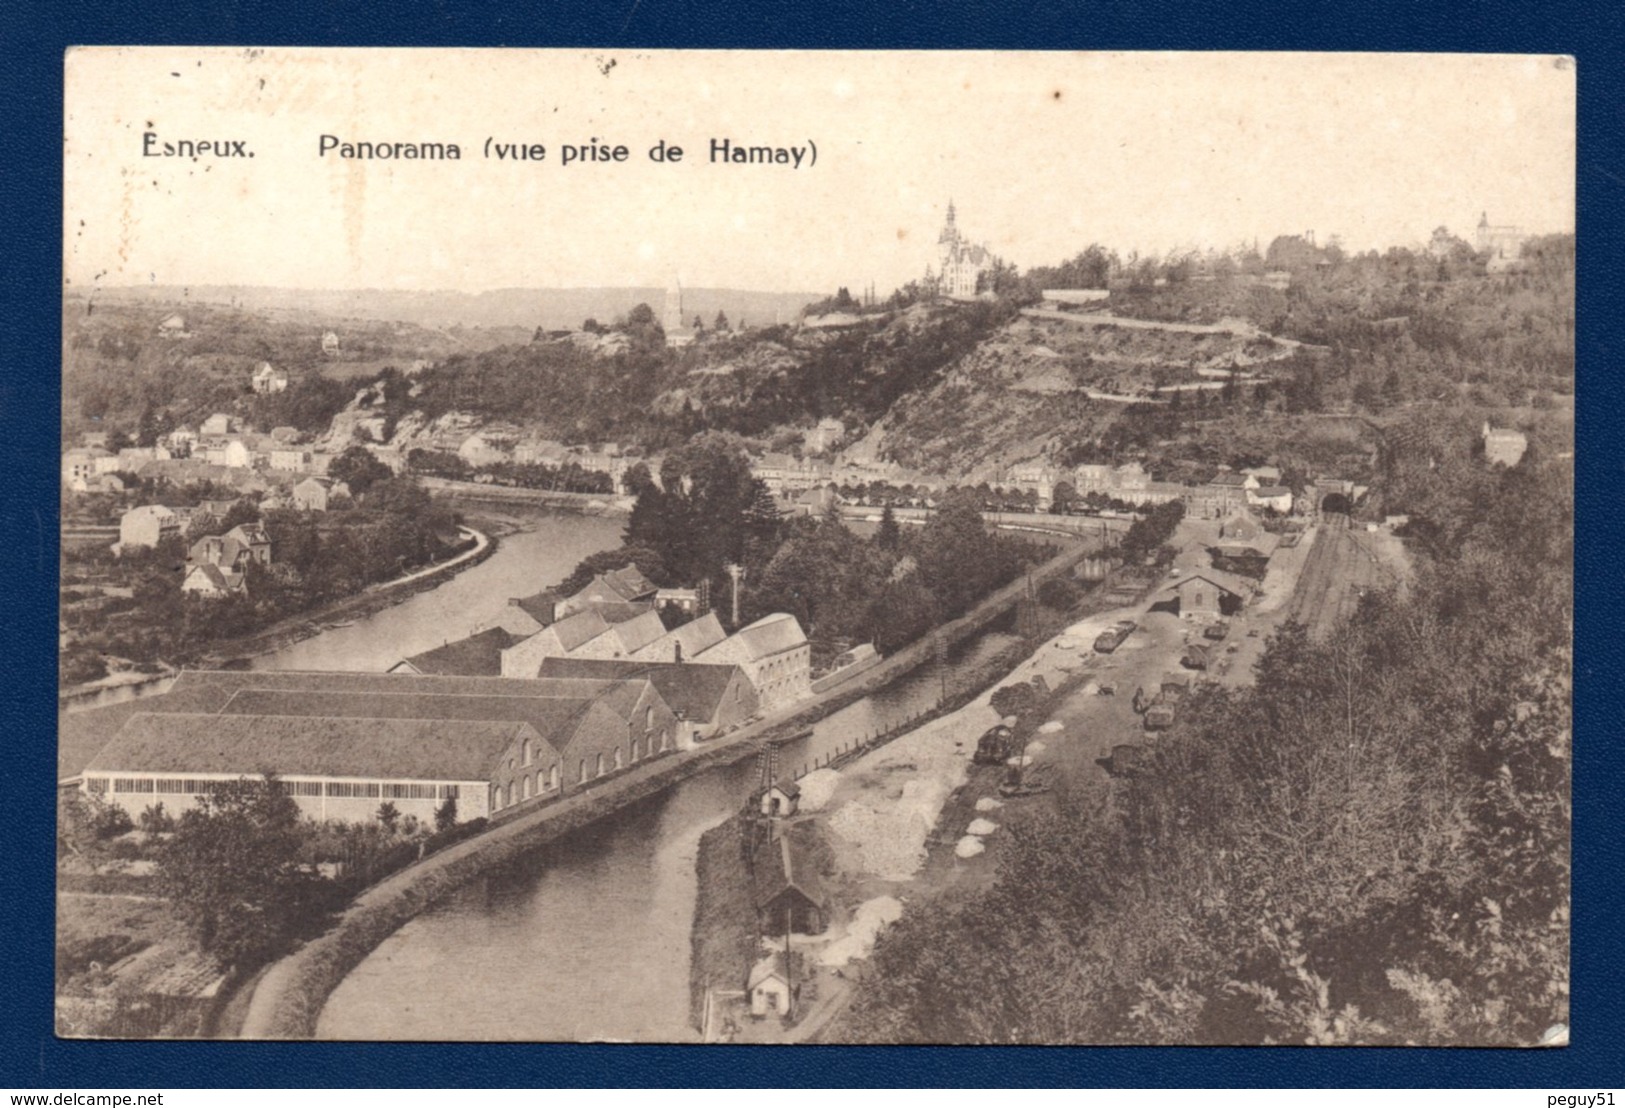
[2, 0, 1619, 1088]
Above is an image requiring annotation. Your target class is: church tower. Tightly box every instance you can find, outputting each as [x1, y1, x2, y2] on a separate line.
[662, 276, 684, 335]
[662, 276, 694, 347]
[933, 199, 989, 300]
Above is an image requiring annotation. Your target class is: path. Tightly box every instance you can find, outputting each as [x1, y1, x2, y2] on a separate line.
[366, 525, 487, 590]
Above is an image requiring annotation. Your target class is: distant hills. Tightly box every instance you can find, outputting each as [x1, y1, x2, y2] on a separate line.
[74, 285, 822, 332]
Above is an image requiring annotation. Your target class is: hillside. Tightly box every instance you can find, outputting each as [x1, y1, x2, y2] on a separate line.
[60, 296, 501, 444]
[64, 241, 1574, 485]
[871, 310, 1308, 476]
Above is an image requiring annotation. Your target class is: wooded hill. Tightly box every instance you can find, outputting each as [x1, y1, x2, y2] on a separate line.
[65, 236, 1573, 488]
[834, 420, 1572, 1046]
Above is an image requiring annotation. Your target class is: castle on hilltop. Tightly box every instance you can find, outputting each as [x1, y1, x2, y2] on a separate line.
[931, 201, 992, 300]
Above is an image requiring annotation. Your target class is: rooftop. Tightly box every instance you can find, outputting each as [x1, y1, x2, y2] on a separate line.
[711, 613, 808, 661]
[215, 688, 605, 755]
[86, 712, 534, 782]
[537, 656, 747, 723]
[397, 627, 525, 677]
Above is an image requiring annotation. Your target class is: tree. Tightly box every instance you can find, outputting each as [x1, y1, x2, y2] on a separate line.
[327, 446, 393, 497]
[989, 681, 1041, 721]
[219, 500, 260, 531]
[622, 461, 655, 496]
[57, 791, 132, 872]
[136, 401, 163, 448]
[157, 774, 327, 969]
[875, 503, 901, 550]
[868, 577, 940, 653]
[1049, 481, 1078, 516]
[376, 802, 400, 834]
[560, 544, 669, 596]
[434, 796, 458, 832]
[1037, 575, 1083, 611]
[714, 310, 730, 332]
[916, 489, 1016, 618]
[139, 801, 175, 834]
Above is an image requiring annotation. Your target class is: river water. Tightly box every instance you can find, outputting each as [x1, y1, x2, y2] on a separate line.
[246, 503, 1021, 1041]
[254, 510, 626, 673]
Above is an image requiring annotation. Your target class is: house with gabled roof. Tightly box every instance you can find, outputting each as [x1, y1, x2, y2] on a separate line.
[61, 447, 112, 491]
[82, 712, 528, 823]
[118, 505, 181, 550]
[500, 589, 565, 633]
[694, 612, 812, 712]
[71, 668, 682, 823]
[1164, 569, 1255, 619]
[188, 522, 271, 574]
[291, 476, 347, 512]
[181, 562, 247, 598]
[626, 611, 727, 665]
[569, 609, 669, 661]
[538, 655, 759, 743]
[251, 362, 289, 394]
[751, 832, 828, 935]
[209, 680, 678, 812]
[748, 953, 795, 1018]
[499, 608, 613, 678]
[558, 565, 659, 616]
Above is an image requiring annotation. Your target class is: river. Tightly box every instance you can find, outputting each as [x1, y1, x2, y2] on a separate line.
[314, 625, 1017, 1041]
[283, 506, 1022, 1041]
[216, 503, 1016, 1040]
[253, 510, 626, 673]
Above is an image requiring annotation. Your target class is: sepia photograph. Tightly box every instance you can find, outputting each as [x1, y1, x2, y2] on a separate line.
[56, 48, 1574, 1046]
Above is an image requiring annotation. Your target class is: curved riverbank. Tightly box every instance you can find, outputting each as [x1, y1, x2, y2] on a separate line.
[252, 535, 1116, 1038]
[194, 526, 494, 667]
[59, 526, 495, 709]
[242, 738, 759, 1038]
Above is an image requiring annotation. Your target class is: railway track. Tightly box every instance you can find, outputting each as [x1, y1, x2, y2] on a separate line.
[1285, 520, 1381, 640]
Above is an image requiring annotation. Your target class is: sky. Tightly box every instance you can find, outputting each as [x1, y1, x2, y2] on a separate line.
[64, 49, 1576, 295]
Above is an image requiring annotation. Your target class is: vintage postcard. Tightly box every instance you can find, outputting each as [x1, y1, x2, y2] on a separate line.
[58, 49, 1573, 1045]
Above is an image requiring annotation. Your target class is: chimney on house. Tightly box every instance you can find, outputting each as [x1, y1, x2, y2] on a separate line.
[674, 641, 684, 665]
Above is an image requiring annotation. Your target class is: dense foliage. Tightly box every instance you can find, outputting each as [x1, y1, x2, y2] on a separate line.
[59, 477, 463, 671]
[837, 445, 1570, 1045]
[156, 776, 332, 970]
[571, 435, 1048, 656]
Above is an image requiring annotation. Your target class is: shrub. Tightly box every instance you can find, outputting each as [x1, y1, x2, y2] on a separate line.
[1037, 575, 1084, 612]
[93, 804, 135, 840]
[139, 802, 175, 834]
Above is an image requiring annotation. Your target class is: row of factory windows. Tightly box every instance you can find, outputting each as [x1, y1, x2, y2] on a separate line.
[89, 777, 462, 800]
[491, 730, 675, 813]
